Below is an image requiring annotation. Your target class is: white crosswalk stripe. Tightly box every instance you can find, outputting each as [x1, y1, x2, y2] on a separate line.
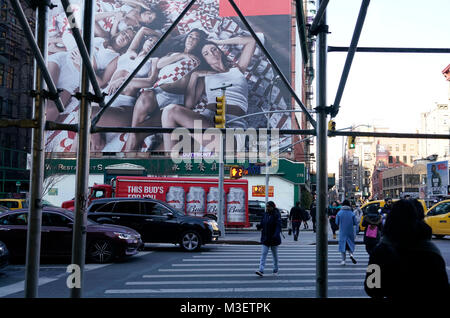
[104, 245, 371, 297]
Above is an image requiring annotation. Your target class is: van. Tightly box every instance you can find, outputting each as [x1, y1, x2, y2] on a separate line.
[358, 199, 427, 232]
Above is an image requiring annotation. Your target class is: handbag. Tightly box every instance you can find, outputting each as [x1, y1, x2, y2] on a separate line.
[365, 224, 378, 238]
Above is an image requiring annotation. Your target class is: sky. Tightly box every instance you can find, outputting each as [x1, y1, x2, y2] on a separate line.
[322, 0, 450, 176]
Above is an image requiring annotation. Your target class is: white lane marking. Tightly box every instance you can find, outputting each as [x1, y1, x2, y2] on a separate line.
[125, 278, 364, 285]
[171, 263, 367, 267]
[158, 267, 366, 272]
[182, 257, 369, 261]
[0, 252, 152, 297]
[142, 272, 365, 278]
[104, 285, 364, 294]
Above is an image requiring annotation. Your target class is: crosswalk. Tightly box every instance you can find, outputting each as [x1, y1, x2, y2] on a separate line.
[104, 245, 371, 298]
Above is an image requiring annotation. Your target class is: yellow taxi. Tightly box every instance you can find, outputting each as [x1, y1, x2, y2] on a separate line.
[425, 199, 450, 238]
[358, 199, 427, 232]
[0, 199, 28, 210]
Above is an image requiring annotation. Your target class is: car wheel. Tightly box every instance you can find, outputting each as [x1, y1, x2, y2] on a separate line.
[434, 234, 445, 239]
[180, 231, 201, 252]
[88, 240, 115, 263]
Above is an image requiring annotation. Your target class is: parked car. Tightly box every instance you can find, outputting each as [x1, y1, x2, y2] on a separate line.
[425, 199, 450, 239]
[0, 199, 28, 210]
[0, 241, 8, 270]
[0, 206, 10, 214]
[248, 200, 288, 228]
[87, 198, 220, 251]
[0, 207, 142, 263]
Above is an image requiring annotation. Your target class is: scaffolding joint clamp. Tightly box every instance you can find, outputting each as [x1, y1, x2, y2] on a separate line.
[309, 24, 329, 36]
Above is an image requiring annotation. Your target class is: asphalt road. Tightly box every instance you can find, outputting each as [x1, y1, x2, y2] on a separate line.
[1, 236, 449, 299]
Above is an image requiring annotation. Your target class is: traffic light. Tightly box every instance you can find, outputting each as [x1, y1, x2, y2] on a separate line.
[215, 95, 226, 128]
[229, 166, 244, 179]
[348, 136, 356, 149]
[328, 120, 336, 131]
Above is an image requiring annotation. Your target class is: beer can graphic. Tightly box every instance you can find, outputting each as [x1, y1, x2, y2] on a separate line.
[206, 187, 219, 217]
[226, 187, 246, 223]
[166, 186, 185, 212]
[186, 186, 205, 217]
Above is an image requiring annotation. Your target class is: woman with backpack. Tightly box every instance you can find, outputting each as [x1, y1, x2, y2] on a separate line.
[362, 205, 383, 256]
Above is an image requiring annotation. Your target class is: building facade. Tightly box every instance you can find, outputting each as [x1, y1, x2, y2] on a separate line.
[0, 0, 34, 196]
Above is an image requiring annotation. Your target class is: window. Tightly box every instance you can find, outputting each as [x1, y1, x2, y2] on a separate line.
[95, 202, 116, 212]
[388, 156, 393, 163]
[396, 156, 400, 163]
[113, 201, 140, 214]
[42, 212, 72, 227]
[434, 203, 450, 216]
[403, 156, 407, 163]
[403, 144, 406, 151]
[141, 202, 172, 216]
[0, 213, 28, 225]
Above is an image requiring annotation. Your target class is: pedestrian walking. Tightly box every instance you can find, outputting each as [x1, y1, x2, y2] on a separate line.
[380, 198, 393, 225]
[310, 199, 316, 233]
[362, 204, 382, 256]
[335, 200, 358, 265]
[364, 199, 450, 299]
[328, 201, 340, 239]
[289, 201, 303, 241]
[301, 208, 310, 229]
[255, 201, 282, 277]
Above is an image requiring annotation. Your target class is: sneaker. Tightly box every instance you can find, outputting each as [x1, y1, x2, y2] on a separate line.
[350, 254, 357, 264]
[273, 271, 279, 276]
[255, 270, 264, 277]
[340, 260, 345, 265]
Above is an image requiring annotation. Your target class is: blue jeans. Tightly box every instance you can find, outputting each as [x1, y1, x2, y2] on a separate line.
[259, 245, 279, 273]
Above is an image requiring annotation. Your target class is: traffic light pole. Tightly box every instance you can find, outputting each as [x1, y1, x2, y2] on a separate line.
[212, 85, 231, 237]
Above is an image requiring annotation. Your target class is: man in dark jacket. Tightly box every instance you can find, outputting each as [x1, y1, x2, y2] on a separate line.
[289, 201, 304, 241]
[364, 199, 450, 299]
[256, 201, 282, 277]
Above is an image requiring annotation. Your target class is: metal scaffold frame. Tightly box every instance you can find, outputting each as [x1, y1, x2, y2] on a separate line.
[0, 0, 449, 298]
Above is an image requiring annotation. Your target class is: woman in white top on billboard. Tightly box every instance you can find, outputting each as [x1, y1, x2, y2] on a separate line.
[94, 1, 166, 39]
[124, 28, 208, 151]
[90, 26, 161, 151]
[46, 27, 136, 122]
[160, 35, 257, 152]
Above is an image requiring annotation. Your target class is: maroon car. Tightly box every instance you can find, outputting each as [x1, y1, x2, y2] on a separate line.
[0, 207, 142, 263]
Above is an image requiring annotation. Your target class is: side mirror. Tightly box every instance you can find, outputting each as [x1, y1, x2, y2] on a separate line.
[166, 212, 174, 219]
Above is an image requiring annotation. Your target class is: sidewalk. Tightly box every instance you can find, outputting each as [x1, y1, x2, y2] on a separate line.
[215, 221, 365, 246]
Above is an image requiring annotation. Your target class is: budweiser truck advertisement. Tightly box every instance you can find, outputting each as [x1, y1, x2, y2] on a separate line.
[62, 176, 249, 228]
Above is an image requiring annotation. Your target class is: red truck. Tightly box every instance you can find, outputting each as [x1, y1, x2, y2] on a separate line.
[62, 176, 249, 228]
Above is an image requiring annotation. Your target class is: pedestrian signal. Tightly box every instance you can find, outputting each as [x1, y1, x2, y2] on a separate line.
[348, 136, 356, 149]
[230, 166, 244, 179]
[328, 120, 336, 131]
[215, 95, 226, 128]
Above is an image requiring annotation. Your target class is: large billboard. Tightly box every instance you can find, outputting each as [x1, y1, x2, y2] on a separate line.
[44, 0, 295, 153]
[427, 161, 449, 196]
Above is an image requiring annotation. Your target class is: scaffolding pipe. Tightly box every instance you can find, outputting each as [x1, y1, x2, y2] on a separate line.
[91, 0, 198, 128]
[24, 1, 48, 298]
[227, 0, 317, 129]
[60, 0, 106, 109]
[315, 0, 328, 298]
[331, 0, 370, 118]
[10, 0, 65, 113]
[295, 0, 309, 64]
[70, 0, 95, 298]
[328, 46, 450, 53]
[309, 0, 329, 35]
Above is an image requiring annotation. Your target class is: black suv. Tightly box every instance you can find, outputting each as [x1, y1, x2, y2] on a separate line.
[248, 200, 288, 228]
[87, 198, 220, 251]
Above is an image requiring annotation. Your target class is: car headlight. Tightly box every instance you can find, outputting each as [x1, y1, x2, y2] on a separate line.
[204, 220, 219, 231]
[114, 232, 137, 240]
[0, 246, 4, 253]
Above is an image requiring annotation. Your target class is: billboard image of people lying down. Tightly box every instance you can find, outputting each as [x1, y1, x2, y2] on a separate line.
[45, 0, 296, 153]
